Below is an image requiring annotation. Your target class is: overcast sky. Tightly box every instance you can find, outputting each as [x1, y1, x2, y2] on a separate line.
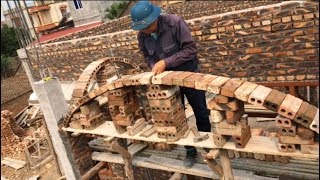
[1, 0, 34, 22]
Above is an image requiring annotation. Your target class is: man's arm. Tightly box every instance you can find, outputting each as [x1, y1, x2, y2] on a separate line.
[138, 35, 156, 68]
[163, 18, 197, 68]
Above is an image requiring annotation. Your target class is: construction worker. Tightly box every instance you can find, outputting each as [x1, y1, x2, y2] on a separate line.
[130, 1, 211, 168]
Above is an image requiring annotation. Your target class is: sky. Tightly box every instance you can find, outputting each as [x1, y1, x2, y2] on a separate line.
[1, 0, 35, 22]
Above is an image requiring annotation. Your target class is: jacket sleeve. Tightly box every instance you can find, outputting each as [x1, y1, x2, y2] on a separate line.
[163, 18, 197, 68]
[138, 34, 156, 68]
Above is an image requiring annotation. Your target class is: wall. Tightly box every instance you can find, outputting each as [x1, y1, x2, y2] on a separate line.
[47, 0, 280, 43]
[66, 0, 113, 27]
[27, 1, 319, 84]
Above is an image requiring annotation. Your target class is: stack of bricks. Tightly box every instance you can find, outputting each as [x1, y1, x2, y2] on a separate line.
[96, 65, 118, 86]
[68, 134, 95, 175]
[1, 110, 25, 158]
[69, 99, 107, 130]
[108, 87, 143, 133]
[209, 95, 251, 148]
[276, 114, 315, 153]
[147, 84, 188, 141]
[227, 149, 291, 163]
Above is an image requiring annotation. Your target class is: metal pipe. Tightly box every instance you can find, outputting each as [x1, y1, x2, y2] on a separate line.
[6, 0, 26, 47]
[307, 86, 310, 102]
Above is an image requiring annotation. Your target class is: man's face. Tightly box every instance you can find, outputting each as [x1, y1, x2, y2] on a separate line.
[140, 20, 158, 35]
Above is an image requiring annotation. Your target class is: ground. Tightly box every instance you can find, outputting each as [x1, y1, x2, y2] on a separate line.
[1, 72, 61, 180]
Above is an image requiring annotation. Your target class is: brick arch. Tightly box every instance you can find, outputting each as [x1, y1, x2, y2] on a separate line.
[62, 68, 319, 134]
[70, 57, 141, 103]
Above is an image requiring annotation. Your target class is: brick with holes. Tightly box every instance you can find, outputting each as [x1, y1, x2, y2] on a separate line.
[278, 94, 303, 119]
[148, 84, 173, 93]
[309, 109, 319, 134]
[263, 89, 287, 112]
[275, 115, 293, 128]
[234, 82, 259, 102]
[213, 133, 230, 147]
[294, 102, 318, 128]
[233, 126, 251, 148]
[278, 143, 296, 153]
[146, 86, 179, 99]
[220, 78, 244, 97]
[248, 85, 272, 106]
[148, 92, 181, 107]
[119, 102, 139, 117]
[278, 126, 297, 136]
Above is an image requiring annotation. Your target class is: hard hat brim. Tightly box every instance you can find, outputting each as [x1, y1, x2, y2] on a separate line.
[131, 6, 161, 31]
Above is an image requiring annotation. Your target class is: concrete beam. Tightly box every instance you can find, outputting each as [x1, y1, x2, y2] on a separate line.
[33, 78, 79, 179]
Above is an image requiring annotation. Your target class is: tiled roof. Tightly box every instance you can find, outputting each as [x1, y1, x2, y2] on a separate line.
[34, 21, 102, 44]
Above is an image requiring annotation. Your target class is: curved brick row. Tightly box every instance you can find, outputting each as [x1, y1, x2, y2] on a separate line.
[62, 60, 319, 134]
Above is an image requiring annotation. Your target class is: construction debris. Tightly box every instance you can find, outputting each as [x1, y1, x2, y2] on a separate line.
[1, 110, 26, 157]
[1, 157, 26, 170]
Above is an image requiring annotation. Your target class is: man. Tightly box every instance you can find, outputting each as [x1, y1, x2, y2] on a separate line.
[130, 1, 211, 168]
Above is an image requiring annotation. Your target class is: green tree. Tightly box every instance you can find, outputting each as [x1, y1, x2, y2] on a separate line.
[1, 55, 11, 77]
[105, 1, 128, 20]
[1, 24, 20, 57]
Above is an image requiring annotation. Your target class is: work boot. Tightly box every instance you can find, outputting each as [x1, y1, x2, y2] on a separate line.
[183, 148, 197, 168]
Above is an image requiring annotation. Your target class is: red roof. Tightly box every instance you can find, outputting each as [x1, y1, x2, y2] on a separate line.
[34, 21, 102, 44]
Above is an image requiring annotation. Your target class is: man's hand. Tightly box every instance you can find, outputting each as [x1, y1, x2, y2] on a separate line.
[152, 60, 166, 75]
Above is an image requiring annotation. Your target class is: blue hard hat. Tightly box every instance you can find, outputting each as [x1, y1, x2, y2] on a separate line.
[130, 1, 161, 30]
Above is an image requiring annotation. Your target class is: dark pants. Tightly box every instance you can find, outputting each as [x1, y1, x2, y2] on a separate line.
[180, 86, 211, 153]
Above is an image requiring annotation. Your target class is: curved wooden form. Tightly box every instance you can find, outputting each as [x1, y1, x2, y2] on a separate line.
[61, 58, 319, 135]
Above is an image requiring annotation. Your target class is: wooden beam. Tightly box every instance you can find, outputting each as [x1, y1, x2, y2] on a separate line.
[219, 149, 234, 180]
[169, 172, 183, 180]
[92, 152, 220, 179]
[81, 162, 106, 180]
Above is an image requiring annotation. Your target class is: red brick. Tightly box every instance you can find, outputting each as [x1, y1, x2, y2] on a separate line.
[220, 79, 244, 97]
[293, 21, 315, 28]
[275, 51, 294, 57]
[295, 49, 317, 55]
[245, 47, 263, 54]
[183, 73, 205, 88]
[297, 126, 315, 140]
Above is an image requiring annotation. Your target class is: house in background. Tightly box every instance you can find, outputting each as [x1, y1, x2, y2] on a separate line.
[65, 0, 114, 27]
[28, 0, 73, 34]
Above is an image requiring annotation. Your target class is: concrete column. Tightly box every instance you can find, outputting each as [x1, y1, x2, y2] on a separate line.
[33, 78, 78, 180]
[17, 48, 35, 91]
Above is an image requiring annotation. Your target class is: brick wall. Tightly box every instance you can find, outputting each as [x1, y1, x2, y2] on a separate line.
[27, 1, 319, 83]
[46, 1, 279, 43]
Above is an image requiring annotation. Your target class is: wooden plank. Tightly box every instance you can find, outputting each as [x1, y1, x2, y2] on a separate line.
[1, 158, 26, 170]
[92, 152, 219, 179]
[145, 155, 220, 179]
[62, 122, 318, 159]
[128, 143, 148, 156]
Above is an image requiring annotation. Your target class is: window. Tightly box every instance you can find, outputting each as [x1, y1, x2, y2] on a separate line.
[73, 0, 83, 9]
